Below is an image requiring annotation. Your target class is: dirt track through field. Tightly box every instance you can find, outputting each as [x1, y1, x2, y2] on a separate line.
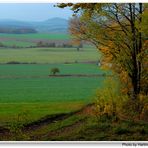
[23, 103, 94, 131]
[0, 103, 94, 139]
[30, 118, 86, 140]
[28, 103, 94, 140]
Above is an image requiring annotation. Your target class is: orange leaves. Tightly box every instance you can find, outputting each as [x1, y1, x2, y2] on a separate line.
[69, 16, 87, 40]
[67, 3, 147, 97]
[119, 70, 133, 95]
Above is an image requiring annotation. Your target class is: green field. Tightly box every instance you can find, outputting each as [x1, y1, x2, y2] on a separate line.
[1, 41, 36, 47]
[0, 33, 70, 40]
[0, 64, 108, 104]
[0, 34, 106, 128]
[0, 63, 109, 126]
[0, 47, 100, 64]
[0, 33, 71, 47]
[0, 63, 108, 76]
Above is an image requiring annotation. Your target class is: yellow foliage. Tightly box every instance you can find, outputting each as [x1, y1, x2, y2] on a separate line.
[94, 78, 148, 122]
[94, 78, 119, 119]
[119, 70, 132, 94]
[139, 94, 148, 121]
[68, 3, 147, 100]
[140, 105, 148, 121]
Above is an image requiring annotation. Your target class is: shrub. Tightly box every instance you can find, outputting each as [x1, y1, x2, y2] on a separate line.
[114, 126, 130, 135]
[7, 61, 21, 64]
[9, 112, 30, 140]
[121, 94, 148, 121]
[94, 77, 148, 122]
[139, 95, 148, 121]
[94, 78, 120, 121]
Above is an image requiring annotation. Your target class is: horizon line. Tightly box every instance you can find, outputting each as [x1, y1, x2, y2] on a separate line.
[0, 17, 69, 22]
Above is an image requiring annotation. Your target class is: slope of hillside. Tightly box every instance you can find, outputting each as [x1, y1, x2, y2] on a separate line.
[0, 17, 68, 33]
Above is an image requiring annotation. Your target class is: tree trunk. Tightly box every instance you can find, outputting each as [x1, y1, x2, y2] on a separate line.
[129, 3, 143, 100]
[129, 3, 142, 100]
[137, 3, 143, 94]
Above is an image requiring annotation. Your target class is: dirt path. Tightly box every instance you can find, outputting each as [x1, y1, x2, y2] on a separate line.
[0, 103, 95, 140]
[24, 103, 94, 131]
[31, 118, 86, 140]
[29, 104, 94, 140]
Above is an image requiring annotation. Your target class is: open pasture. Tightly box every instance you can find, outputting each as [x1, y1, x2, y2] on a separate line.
[0, 33, 70, 40]
[0, 33, 71, 47]
[0, 40, 102, 126]
[0, 47, 100, 64]
[0, 64, 109, 126]
[1, 40, 36, 47]
[0, 34, 109, 130]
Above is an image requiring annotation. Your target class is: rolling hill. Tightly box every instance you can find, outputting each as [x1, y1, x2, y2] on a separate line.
[0, 17, 69, 33]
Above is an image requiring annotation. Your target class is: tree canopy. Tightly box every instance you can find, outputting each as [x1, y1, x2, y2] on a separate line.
[58, 3, 148, 99]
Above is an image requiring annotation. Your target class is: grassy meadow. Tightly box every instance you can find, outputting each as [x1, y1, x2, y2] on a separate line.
[0, 30, 147, 141]
[0, 2, 147, 141]
[0, 67, 109, 126]
[0, 33, 70, 40]
[0, 47, 99, 64]
[0, 39, 107, 126]
[0, 33, 146, 141]
[0, 33, 71, 48]
[1, 41, 36, 47]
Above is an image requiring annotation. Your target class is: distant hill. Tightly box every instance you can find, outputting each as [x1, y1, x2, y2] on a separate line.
[0, 27, 37, 34]
[30, 17, 68, 33]
[0, 18, 69, 34]
[0, 19, 32, 28]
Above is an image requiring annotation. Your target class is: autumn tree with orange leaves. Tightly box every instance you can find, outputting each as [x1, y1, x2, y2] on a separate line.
[58, 3, 148, 101]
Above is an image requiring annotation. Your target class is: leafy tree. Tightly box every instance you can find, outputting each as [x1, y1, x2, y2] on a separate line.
[50, 68, 60, 75]
[58, 3, 148, 100]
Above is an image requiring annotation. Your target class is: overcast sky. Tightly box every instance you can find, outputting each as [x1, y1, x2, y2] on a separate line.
[0, 3, 73, 21]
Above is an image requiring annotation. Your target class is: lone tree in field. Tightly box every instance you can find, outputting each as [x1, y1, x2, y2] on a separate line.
[50, 68, 60, 75]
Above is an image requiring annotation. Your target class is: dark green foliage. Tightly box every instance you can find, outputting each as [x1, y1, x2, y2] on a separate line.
[113, 126, 130, 135]
[44, 117, 148, 141]
[50, 68, 60, 75]
[6, 61, 21, 64]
